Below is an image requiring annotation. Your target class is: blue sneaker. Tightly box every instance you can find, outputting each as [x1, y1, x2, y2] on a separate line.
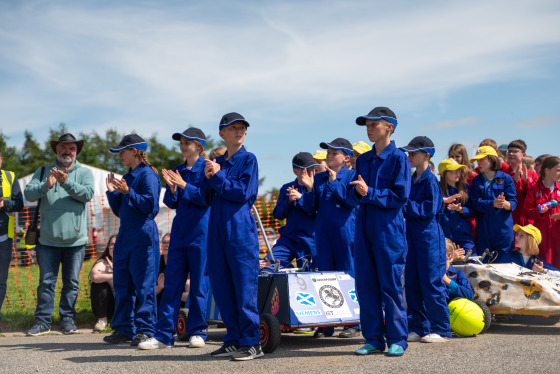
[386, 344, 405, 356]
[60, 317, 78, 334]
[355, 344, 383, 355]
[27, 321, 51, 336]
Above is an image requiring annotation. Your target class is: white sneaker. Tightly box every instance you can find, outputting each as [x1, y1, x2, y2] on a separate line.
[93, 319, 107, 332]
[189, 335, 205, 348]
[421, 333, 449, 343]
[138, 337, 171, 350]
[407, 332, 422, 342]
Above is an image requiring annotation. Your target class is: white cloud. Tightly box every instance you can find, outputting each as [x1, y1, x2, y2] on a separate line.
[513, 114, 560, 129]
[422, 117, 481, 130]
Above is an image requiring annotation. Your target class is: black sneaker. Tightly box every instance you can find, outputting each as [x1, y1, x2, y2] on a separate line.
[103, 331, 131, 345]
[230, 345, 264, 361]
[131, 333, 150, 347]
[211, 345, 239, 358]
[313, 327, 334, 338]
[60, 317, 78, 334]
[338, 327, 361, 338]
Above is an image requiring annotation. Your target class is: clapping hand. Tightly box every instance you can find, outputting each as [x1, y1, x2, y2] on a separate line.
[205, 159, 220, 179]
[286, 186, 302, 203]
[350, 175, 368, 197]
[300, 168, 314, 191]
[162, 169, 186, 194]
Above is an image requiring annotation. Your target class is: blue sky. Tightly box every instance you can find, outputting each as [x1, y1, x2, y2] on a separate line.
[1, 0, 559, 191]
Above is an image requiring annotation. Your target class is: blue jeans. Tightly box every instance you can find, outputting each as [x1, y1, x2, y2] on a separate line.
[34, 243, 85, 326]
[0, 238, 13, 313]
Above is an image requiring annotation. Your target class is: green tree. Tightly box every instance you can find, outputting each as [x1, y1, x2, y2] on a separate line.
[0, 132, 19, 173]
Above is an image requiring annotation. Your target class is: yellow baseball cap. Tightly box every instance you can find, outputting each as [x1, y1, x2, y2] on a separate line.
[313, 150, 327, 160]
[469, 146, 498, 163]
[438, 158, 466, 175]
[352, 141, 372, 155]
[513, 224, 542, 245]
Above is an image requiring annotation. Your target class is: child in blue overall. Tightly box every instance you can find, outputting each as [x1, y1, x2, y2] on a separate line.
[138, 128, 210, 350]
[400, 136, 451, 344]
[103, 134, 162, 346]
[349, 107, 410, 356]
[497, 224, 560, 277]
[438, 158, 477, 254]
[300, 137, 360, 339]
[444, 239, 474, 303]
[200, 112, 263, 361]
[469, 146, 517, 258]
[267, 152, 318, 269]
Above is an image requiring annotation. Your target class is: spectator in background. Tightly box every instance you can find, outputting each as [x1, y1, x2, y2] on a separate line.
[469, 146, 517, 258]
[524, 156, 560, 268]
[523, 156, 535, 172]
[477, 139, 513, 175]
[90, 235, 116, 331]
[156, 233, 170, 312]
[506, 140, 538, 226]
[209, 146, 226, 160]
[448, 144, 476, 185]
[497, 144, 508, 164]
[24, 133, 94, 336]
[0, 149, 24, 321]
[350, 141, 372, 170]
[534, 154, 553, 177]
[313, 150, 327, 173]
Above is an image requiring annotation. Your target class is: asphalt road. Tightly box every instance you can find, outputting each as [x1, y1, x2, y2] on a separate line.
[1, 323, 559, 374]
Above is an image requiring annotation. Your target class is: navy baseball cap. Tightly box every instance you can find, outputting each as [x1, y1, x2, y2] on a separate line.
[172, 127, 207, 147]
[292, 152, 319, 169]
[356, 107, 398, 128]
[219, 112, 250, 130]
[399, 136, 435, 157]
[320, 138, 353, 156]
[109, 134, 148, 153]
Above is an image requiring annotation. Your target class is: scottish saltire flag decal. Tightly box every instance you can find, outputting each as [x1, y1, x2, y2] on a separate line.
[296, 292, 316, 306]
[348, 289, 358, 303]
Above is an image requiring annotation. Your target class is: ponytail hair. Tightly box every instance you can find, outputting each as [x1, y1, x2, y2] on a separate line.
[136, 150, 159, 175]
[194, 140, 209, 160]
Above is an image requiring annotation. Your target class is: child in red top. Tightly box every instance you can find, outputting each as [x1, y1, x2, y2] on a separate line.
[506, 140, 538, 226]
[524, 156, 560, 268]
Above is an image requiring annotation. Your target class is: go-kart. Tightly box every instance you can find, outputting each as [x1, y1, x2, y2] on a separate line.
[453, 249, 560, 327]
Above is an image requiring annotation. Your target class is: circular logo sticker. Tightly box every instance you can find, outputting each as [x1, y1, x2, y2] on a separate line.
[319, 285, 344, 308]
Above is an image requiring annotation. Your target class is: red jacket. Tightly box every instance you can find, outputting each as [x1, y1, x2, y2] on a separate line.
[524, 180, 560, 268]
[509, 167, 539, 226]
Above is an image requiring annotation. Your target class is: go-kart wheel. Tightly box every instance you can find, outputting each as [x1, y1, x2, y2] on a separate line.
[176, 309, 189, 341]
[259, 313, 281, 353]
[473, 299, 492, 333]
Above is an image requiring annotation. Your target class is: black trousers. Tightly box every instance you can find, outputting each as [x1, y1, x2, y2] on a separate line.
[90, 282, 115, 319]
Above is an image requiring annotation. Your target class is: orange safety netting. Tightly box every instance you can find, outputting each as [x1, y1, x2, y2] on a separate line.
[3, 193, 282, 310]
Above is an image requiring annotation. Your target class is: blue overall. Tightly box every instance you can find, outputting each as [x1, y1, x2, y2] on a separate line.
[440, 184, 476, 254]
[446, 265, 474, 303]
[497, 249, 560, 272]
[106, 162, 162, 339]
[154, 156, 210, 345]
[200, 146, 260, 347]
[404, 166, 451, 338]
[302, 166, 359, 335]
[302, 167, 358, 273]
[470, 171, 517, 257]
[348, 141, 410, 351]
[269, 179, 316, 268]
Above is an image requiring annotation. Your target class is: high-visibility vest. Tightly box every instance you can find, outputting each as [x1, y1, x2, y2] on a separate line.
[1, 169, 16, 239]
